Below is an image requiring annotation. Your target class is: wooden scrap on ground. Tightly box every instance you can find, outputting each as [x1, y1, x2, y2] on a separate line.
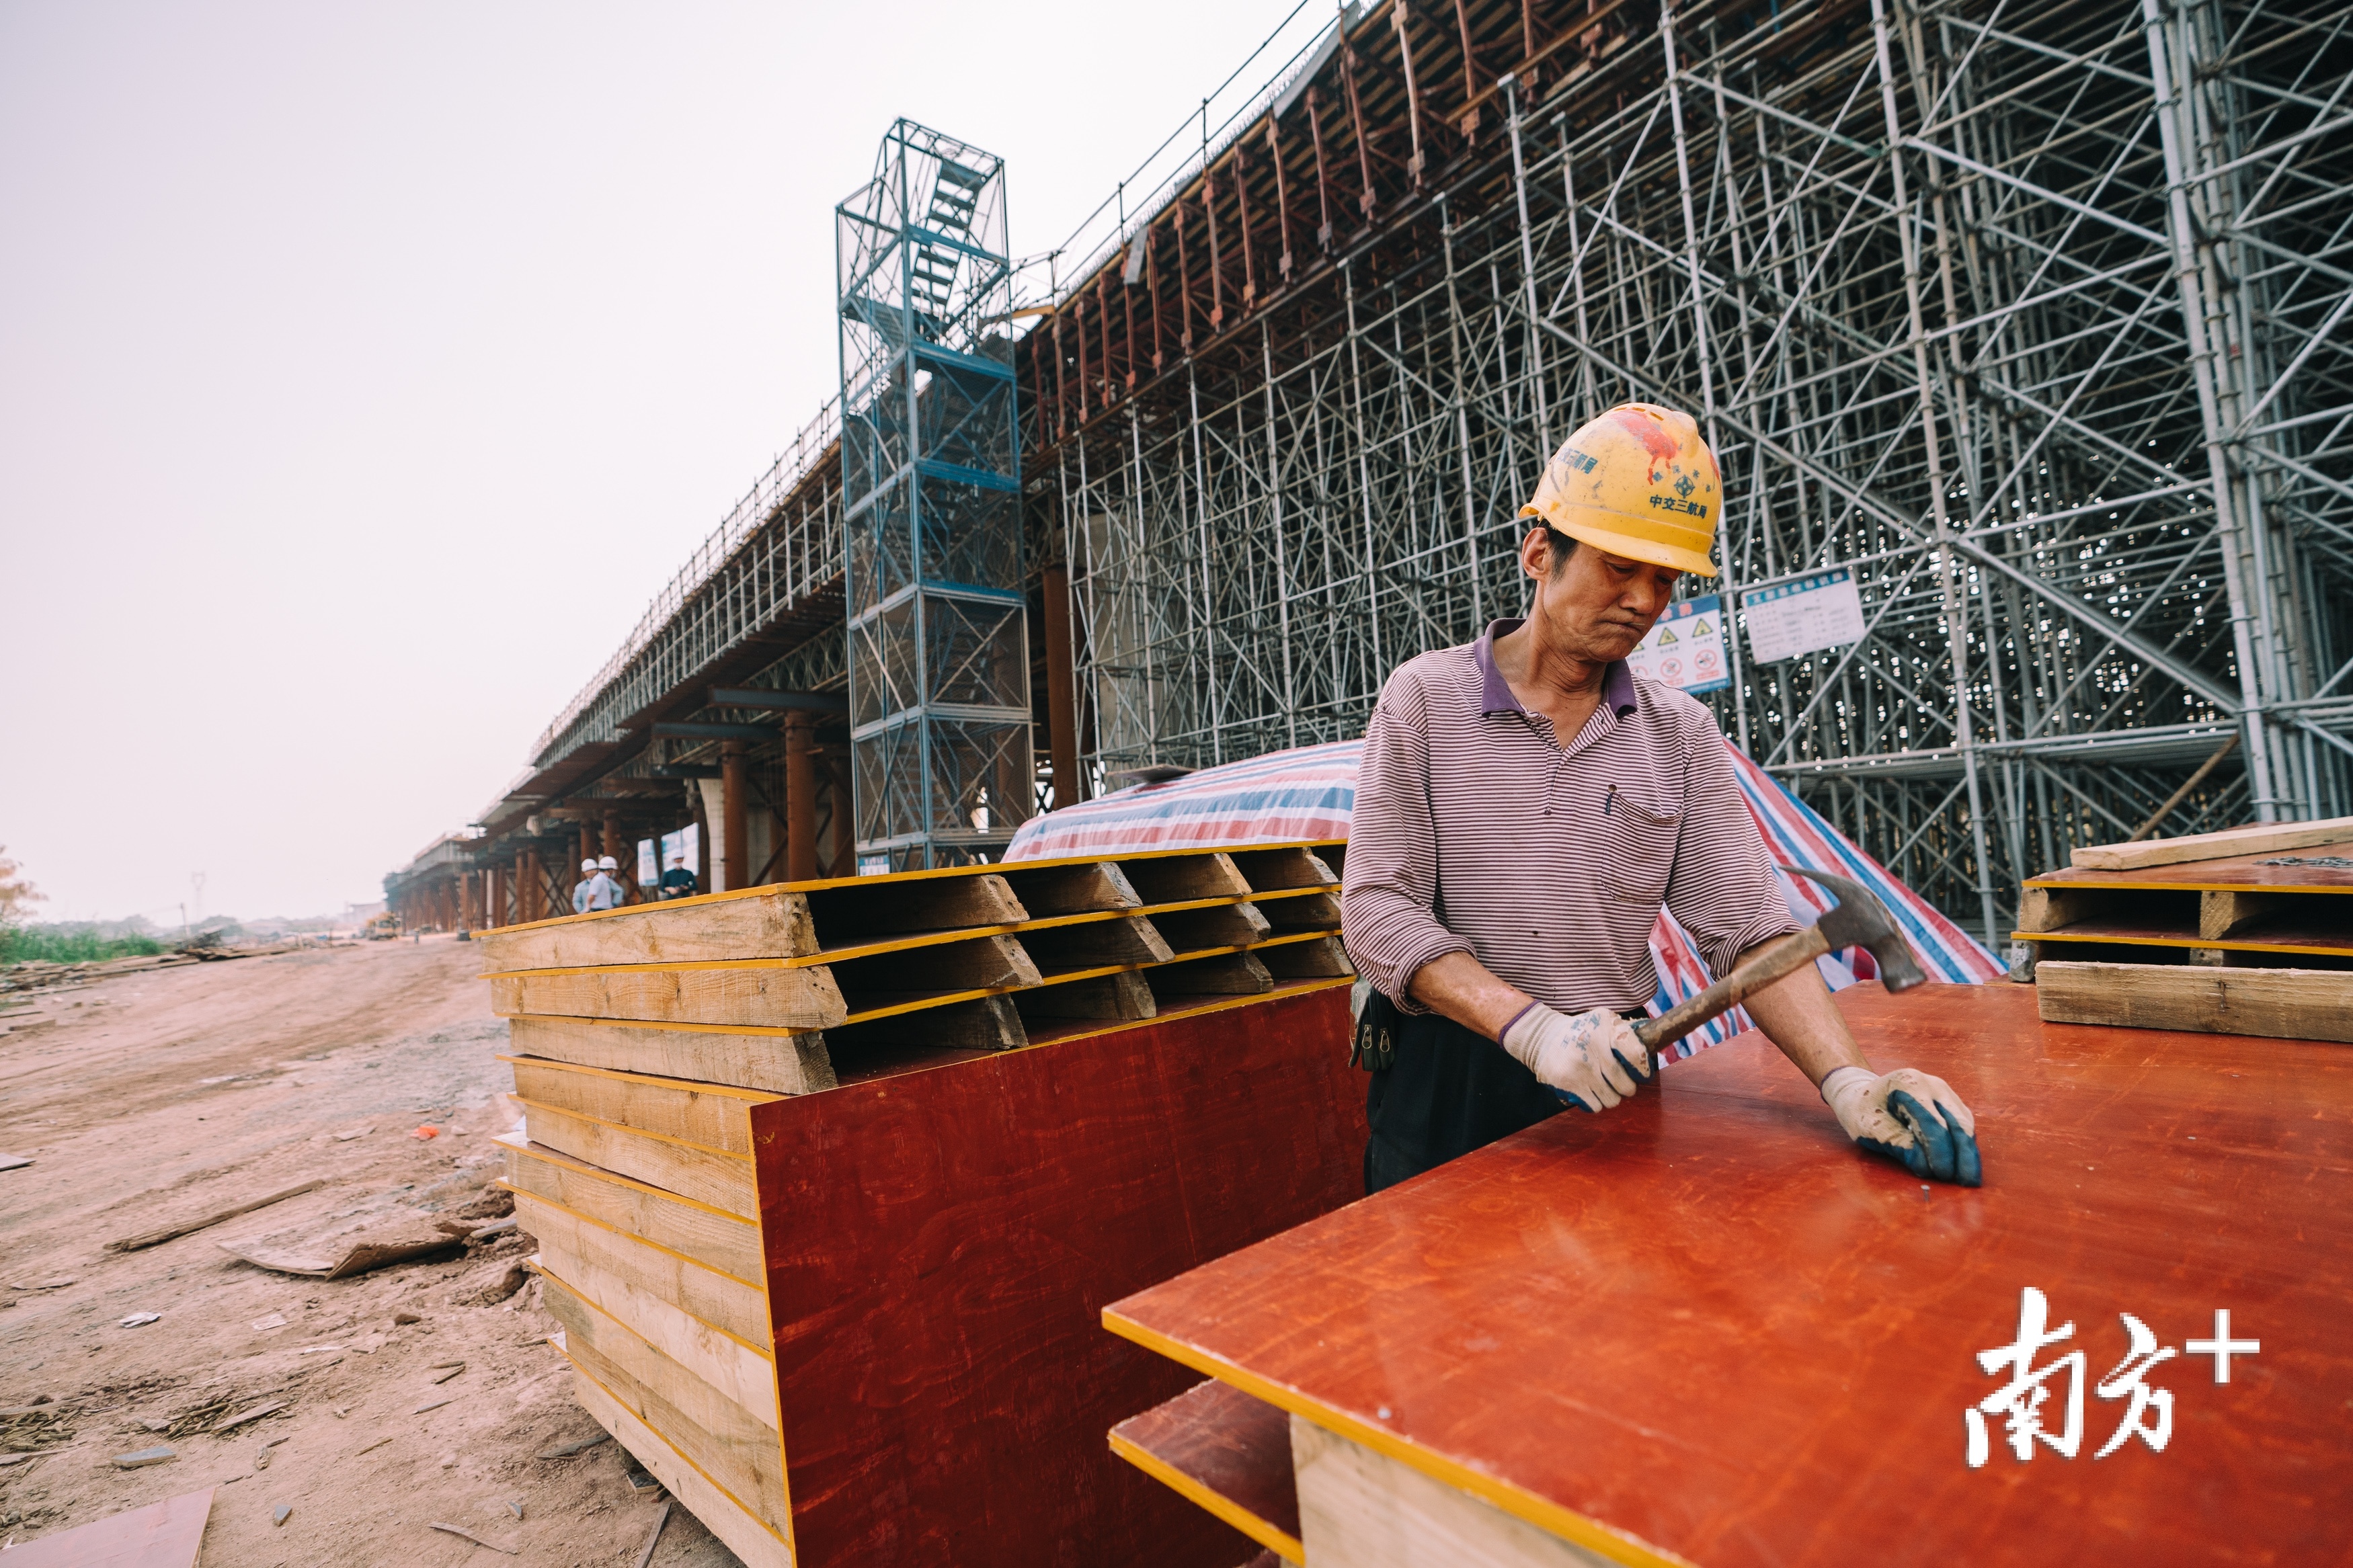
[210, 1399, 288, 1434]
[0, 1153, 32, 1171]
[112, 1444, 177, 1468]
[429, 1520, 520, 1555]
[216, 1221, 462, 1280]
[535, 1430, 611, 1459]
[109, 1180, 326, 1252]
[0, 1486, 214, 1567]
[632, 1501, 672, 1568]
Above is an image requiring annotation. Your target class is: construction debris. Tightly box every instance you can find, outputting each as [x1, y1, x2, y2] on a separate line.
[535, 1432, 610, 1460]
[631, 1501, 672, 1568]
[112, 1444, 177, 1469]
[108, 1180, 327, 1253]
[428, 1520, 520, 1555]
[212, 1400, 289, 1434]
[119, 1311, 162, 1327]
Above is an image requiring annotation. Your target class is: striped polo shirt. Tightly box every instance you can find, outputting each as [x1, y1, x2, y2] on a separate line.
[1342, 619, 1796, 1018]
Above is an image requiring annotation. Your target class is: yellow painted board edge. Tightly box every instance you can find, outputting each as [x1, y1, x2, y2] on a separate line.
[512, 1093, 754, 1166]
[1107, 1428, 1304, 1565]
[500, 1055, 787, 1106]
[2022, 874, 2353, 894]
[509, 1013, 819, 1040]
[832, 930, 1343, 1026]
[2012, 929, 2353, 956]
[1100, 1314, 1698, 1568]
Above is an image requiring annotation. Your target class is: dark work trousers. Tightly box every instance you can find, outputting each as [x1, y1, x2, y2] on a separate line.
[1361, 999, 1646, 1194]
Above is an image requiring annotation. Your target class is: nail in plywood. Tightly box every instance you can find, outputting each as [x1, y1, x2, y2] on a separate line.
[516, 1099, 756, 1219]
[2070, 813, 2353, 870]
[488, 965, 846, 1032]
[500, 1134, 762, 1286]
[1150, 952, 1276, 996]
[1019, 915, 1176, 971]
[1012, 970, 1158, 1022]
[508, 1016, 836, 1096]
[547, 1280, 789, 1522]
[508, 1059, 772, 1158]
[805, 872, 1029, 942]
[829, 933, 1043, 996]
[518, 1192, 773, 1383]
[1121, 852, 1254, 903]
[1152, 903, 1274, 952]
[1292, 1418, 1614, 1568]
[1111, 1378, 1303, 1564]
[2035, 960, 2353, 1042]
[1257, 936, 1356, 980]
[475, 890, 818, 972]
[0, 1487, 216, 1568]
[1229, 846, 1341, 892]
[562, 1360, 793, 1568]
[1001, 860, 1144, 915]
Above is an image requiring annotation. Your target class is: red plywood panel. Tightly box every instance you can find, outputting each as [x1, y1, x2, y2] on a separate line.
[1107, 983, 2353, 1567]
[752, 983, 1365, 1567]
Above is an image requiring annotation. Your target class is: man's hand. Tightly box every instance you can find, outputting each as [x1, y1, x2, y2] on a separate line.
[1501, 1004, 1652, 1112]
[1819, 1066, 1982, 1186]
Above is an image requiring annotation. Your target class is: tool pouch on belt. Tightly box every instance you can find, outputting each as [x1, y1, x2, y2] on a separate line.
[1350, 987, 1400, 1072]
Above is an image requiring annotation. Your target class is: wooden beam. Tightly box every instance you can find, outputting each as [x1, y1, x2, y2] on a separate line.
[473, 889, 818, 971]
[2071, 813, 2353, 870]
[502, 1133, 763, 1286]
[2034, 960, 2353, 1042]
[485, 964, 846, 1032]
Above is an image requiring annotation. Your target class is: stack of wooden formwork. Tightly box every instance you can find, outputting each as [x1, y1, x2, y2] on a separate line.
[2015, 815, 2353, 1042]
[477, 843, 1365, 1568]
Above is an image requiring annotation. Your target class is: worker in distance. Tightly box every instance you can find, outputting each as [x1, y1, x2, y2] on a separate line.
[1341, 403, 1981, 1192]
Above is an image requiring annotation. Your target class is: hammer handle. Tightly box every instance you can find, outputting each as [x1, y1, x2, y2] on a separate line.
[1632, 925, 1829, 1059]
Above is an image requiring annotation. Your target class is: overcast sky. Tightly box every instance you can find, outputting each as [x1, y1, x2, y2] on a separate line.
[0, 0, 1314, 923]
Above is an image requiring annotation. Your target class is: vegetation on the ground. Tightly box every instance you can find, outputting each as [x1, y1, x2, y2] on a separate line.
[0, 924, 169, 966]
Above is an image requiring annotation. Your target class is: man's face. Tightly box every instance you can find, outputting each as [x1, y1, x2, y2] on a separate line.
[1524, 529, 1681, 662]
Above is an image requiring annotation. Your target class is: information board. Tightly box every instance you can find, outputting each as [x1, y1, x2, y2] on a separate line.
[1742, 569, 1868, 664]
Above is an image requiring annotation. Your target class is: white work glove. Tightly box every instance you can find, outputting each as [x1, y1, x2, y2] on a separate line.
[1500, 1003, 1652, 1112]
[1820, 1065, 1982, 1187]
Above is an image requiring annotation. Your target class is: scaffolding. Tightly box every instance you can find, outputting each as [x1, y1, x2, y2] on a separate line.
[838, 120, 1032, 870]
[1026, 0, 2353, 942]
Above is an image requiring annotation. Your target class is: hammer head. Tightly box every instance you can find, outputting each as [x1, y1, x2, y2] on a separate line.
[1782, 866, 1928, 993]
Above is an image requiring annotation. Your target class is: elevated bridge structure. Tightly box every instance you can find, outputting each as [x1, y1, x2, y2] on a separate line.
[392, 0, 2352, 946]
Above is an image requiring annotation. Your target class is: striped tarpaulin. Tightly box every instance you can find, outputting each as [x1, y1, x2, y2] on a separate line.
[1008, 738, 2001, 1060]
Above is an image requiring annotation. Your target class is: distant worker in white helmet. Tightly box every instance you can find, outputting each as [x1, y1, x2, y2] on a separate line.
[1341, 404, 1981, 1192]
[588, 855, 623, 911]
[570, 858, 602, 915]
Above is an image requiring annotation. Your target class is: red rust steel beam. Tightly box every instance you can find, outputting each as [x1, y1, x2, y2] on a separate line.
[1455, 0, 1480, 103]
[1266, 117, 1295, 282]
[1307, 85, 1336, 249]
[1121, 248, 1139, 388]
[1203, 173, 1227, 331]
[1234, 144, 1259, 308]
[1146, 222, 1166, 371]
[784, 713, 817, 882]
[719, 739, 748, 894]
[1075, 295, 1090, 419]
[1392, 1, 1428, 187]
[1051, 311, 1069, 441]
[1042, 563, 1082, 810]
[1341, 41, 1375, 220]
[1096, 272, 1114, 407]
[1176, 200, 1197, 352]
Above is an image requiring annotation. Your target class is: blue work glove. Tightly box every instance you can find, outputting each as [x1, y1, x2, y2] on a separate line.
[1819, 1065, 1982, 1186]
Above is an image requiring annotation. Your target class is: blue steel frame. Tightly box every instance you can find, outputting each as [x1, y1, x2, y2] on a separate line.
[836, 120, 1031, 871]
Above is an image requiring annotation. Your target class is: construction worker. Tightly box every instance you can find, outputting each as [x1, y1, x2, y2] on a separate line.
[660, 850, 699, 901]
[591, 854, 623, 909]
[1341, 404, 1981, 1194]
[570, 858, 601, 915]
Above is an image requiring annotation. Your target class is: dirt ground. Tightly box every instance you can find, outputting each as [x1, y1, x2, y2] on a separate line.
[0, 934, 741, 1566]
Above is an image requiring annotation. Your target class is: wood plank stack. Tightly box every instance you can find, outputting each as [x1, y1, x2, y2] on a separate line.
[477, 843, 1367, 1568]
[2014, 815, 2353, 1042]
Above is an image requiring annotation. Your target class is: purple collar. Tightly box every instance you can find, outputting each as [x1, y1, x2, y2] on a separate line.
[1474, 619, 1637, 718]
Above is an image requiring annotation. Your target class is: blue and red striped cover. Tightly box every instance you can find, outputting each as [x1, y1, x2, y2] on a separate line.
[1009, 739, 2001, 1060]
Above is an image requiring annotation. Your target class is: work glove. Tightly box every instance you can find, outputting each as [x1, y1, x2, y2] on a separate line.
[1819, 1065, 1982, 1187]
[1501, 1003, 1651, 1113]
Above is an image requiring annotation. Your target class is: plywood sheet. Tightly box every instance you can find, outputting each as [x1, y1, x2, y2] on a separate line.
[474, 888, 818, 971]
[2069, 813, 2353, 870]
[0, 1487, 213, 1567]
[1112, 1378, 1302, 1563]
[516, 1098, 756, 1218]
[548, 1276, 789, 1521]
[507, 1014, 836, 1096]
[500, 1132, 763, 1286]
[2036, 960, 2353, 1042]
[518, 1189, 770, 1351]
[1105, 983, 2353, 1567]
[487, 964, 846, 1030]
[563, 1358, 793, 1568]
[753, 985, 1363, 1568]
[506, 1057, 771, 1157]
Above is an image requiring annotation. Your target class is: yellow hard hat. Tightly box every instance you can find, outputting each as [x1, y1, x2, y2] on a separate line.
[1519, 403, 1720, 577]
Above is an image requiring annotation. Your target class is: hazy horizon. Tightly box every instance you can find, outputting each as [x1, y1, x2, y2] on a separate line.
[1, 0, 1310, 923]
